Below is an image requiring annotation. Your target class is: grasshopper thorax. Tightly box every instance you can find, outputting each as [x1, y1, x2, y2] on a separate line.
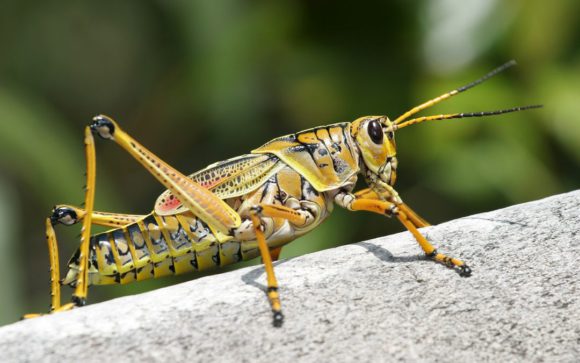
[350, 116, 398, 191]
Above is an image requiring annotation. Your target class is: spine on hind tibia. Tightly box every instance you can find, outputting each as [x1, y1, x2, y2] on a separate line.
[63, 212, 252, 286]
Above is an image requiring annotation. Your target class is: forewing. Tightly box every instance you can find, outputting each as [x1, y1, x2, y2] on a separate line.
[155, 154, 283, 215]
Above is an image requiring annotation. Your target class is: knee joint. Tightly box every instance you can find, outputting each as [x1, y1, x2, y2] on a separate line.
[50, 206, 79, 226]
[90, 115, 116, 140]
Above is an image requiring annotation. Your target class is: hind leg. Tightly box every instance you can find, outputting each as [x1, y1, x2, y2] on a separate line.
[23, 128, 98, 317]
[22, 206, 146, 318]
[22, 218, 62, 318]
[53, 127, 98, 310]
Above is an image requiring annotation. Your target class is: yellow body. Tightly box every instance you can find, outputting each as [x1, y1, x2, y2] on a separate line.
[64, 121, 367, 286]
[29, 61, 540, 326]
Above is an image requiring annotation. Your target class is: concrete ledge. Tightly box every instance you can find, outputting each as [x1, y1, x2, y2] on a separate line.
[0, 191, 579, 362]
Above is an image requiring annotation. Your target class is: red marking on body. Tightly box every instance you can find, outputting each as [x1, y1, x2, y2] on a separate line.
[159, 197, 182, 212]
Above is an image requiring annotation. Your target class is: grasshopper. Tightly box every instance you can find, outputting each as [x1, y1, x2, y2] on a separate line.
[26, 61, 540, 326]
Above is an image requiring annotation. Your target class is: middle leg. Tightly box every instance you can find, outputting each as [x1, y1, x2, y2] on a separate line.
[249, 203, 312, 327]
[50, 205, 145, 228]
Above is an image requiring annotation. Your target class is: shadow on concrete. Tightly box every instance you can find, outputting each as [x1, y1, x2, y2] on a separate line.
[356, 241, 425, 263]
[240, 239, 425, 294]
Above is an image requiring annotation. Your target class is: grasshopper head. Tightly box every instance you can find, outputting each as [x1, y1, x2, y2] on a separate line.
[350, 116, 398, 188]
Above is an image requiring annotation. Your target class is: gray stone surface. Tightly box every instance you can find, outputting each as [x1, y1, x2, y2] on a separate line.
[0, 191, 579, 363]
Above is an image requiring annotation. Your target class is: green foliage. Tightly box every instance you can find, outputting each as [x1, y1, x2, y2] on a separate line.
[0, 1, 578, 325]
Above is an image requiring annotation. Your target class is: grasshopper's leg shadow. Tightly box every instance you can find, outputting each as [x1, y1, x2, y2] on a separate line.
[337, 190, 472, 277]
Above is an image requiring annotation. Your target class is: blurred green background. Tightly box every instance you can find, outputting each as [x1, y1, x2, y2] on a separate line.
[0, 1, 578, 325]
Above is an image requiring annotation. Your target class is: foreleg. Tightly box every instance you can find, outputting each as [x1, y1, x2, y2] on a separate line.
[336, 191, 471, 277]
[354, 188, 430, 228]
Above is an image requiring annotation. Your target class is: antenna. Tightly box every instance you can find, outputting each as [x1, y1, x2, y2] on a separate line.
[393, 60, 518, 125]
[395, 105, 543, 130]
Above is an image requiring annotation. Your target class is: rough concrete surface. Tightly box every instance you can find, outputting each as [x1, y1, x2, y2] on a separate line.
[0, 191, 579, 362]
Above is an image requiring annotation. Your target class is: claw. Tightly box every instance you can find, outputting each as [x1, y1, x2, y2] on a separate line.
[72, 295, 86, 307]
[456, 264, 472, 278]
[272, 311, 284, 327]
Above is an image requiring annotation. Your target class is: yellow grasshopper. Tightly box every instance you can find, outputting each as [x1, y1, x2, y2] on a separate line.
[28, 61, 540, 326]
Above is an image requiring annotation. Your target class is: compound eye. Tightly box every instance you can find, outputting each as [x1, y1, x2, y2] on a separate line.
[367, 120, 384, 144]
